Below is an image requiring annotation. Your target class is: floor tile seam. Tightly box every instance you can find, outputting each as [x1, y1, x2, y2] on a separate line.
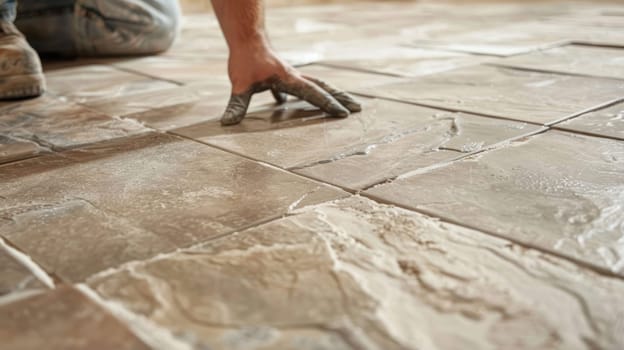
[550, 125, 624, 142]
[570, 41, 624, 50]
[485, 62, 624, 82]
[76, 284, 193, 350]
[358, 126, 550, 192]
[546, 97, 624, 127]
[107, 64, 186, 87]
[347, 92, 548, 127]
[167, 129, 358, 195]
[0, 236, 57, 289]
[360, 191, 624, 281]
[314, 62, 411, 78]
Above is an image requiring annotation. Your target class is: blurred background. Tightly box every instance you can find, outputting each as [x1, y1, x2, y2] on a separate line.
[179, 0, 413, 12]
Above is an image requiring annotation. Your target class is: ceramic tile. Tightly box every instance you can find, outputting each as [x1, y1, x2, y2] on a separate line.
[299, 64, 405, 92]
[494, 45, 624, 80]
[406, 22, 571, 56]
[90, 197, 624, 350]
[556, 102, 624, 141]
[0, 241, 46, 297]
[321, 45, 490, 78]
[366, 131, 624, 274]
[174, 98, 540, 190]
[113, 56, 229, 84]
[355, 65, 624, 125]
[44, 65, 177, 104]
[0, 133, 344, 281]
[0, 100, 150, 154]
[0, 285, 149, 350]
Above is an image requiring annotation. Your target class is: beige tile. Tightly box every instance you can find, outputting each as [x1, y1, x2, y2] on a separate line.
[299, 64, 405, 92]
[366, 131, 624, 274]
[407, 22, 570, 56]
[542, 14, 624, 47]
[355, 65, 624, 125]
[494, 45, 624, 80]
[45, 64, 177, 104]
[321, 44, 491, 78]
[90, 196, 624, 350]
[113, 56, 229, 84]
[0, 136, 42, 165]
[0, 100, 150, 153]
[0, 133, 345, 281]
[0, 241, 46, 296]
[556, 102, 624, 141]
[1, 199, 177, 282]
[0, 285, 149, 350]
[174, 98, 541, 189]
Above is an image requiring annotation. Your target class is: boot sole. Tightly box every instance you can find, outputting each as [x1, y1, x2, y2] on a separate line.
[0, 73, 46, 100]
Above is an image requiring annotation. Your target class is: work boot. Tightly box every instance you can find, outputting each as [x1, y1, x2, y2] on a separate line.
[0, 21, 45, 100]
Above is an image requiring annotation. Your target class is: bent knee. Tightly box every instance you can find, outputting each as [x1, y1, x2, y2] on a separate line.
[75, 0, 181, 56]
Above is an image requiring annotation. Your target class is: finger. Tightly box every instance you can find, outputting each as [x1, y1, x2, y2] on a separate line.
[303, 75, 362, 113]
[220, 91, 253, 126]
[271, 88, 288, 104]
[275, 77, 349, 118]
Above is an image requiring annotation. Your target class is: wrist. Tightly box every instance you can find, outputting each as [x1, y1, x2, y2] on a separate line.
[228, 32, 271, 56]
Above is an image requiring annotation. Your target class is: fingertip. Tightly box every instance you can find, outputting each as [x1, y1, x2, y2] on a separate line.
[329, 104, 350, 118]
[220, 111, 245, 126]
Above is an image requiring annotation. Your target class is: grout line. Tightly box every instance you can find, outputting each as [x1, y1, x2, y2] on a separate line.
[315, 62, 409, 79]
[546, 97, 624, 127]
[0, 237, 55, 289]
[551, 126, 624, 142]
[167, 130, 358, 196]
[348, 91, 549, 127]
[486, 62, 624, 82]
[77, 284, 193, 350]
[361, 191, 624, 281]
[108, 64, 186, 87]
[570, 41, 624, 50]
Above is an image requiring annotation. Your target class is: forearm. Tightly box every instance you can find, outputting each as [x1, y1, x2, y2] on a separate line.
[210, 0, 269, 54]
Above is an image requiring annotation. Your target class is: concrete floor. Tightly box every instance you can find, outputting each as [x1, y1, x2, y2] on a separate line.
[2, 1, 624, 349]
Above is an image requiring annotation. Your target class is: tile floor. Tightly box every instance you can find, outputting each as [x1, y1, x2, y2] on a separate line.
[1, 1, 624, 349]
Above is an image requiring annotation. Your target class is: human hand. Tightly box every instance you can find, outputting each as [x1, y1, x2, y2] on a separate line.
[220, 46, 362, 125]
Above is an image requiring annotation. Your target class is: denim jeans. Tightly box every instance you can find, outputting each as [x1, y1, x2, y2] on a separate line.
[0, 0, 180, 57]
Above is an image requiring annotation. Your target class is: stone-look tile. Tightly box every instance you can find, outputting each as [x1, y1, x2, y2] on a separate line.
[0, 241, 46, 296]
[0, 133, 344, 281]
[366, 131, 624, 274]
[45, 64, 177, 104]
[174, 98, 541, 190]
[556, 102, 624, 141]
[0, 285, 150, 350]
[83, 83, 203, 118]
[355, 65, 624, 125]
[494, 45, 624, 80]
[299, 64, 405, 92]
[1, 199, 177, 282]
[0, 100, 150, 154]
[321, 45, 490, 78]
[542, 14, 624, 47]
[90, 197, 624, 350]
[113, 56, 229, 84]
[0, 135, 43, 164]
[407, 22, 570, 56]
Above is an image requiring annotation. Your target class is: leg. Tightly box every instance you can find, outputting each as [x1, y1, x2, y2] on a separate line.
[74, 0, 181, 56]
[15, 0, 181, 57]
